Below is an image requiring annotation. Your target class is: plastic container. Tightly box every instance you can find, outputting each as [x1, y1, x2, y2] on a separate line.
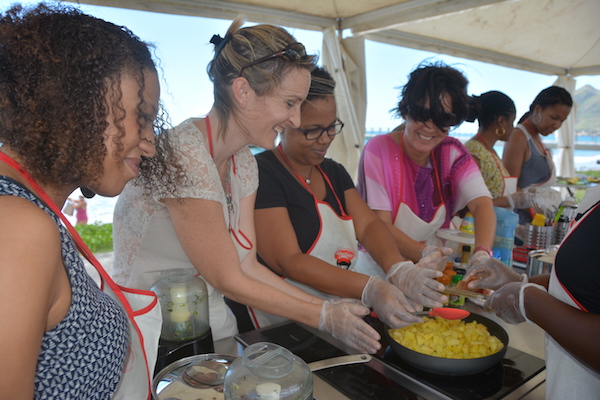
[493, 206, 518, 267]
[151, 269, 213, 371]
[460, 212, 475, 234]
[449, 274, 465, 307]
[224, 342, 312, 400]
[151, 269, 210, 342]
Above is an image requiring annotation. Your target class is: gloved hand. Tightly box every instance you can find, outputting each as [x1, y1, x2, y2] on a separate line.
[418, 246, 453, 271]
[464, 256, 527, 290]
[318, 298, 381, 354]
[507, 192, 533, 209]
[484, 282, 547, 324]
[467, 249, 492, 270]
[361, 276, 423, 329]
[386, 261, 446, 308]
[530, 188, 562, 222]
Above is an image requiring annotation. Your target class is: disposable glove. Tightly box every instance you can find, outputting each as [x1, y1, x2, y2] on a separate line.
[361, 276, 422, 328]
[530, 188, 562, 222]
[318, 298, 381, 354]
[419, 246, 453, 271]
[466, 249, 492, 270]
[464, 256, 527, 290]
[386, 261, 446, 308]
[507, 192, 533, 209]
[484, 282, 547, 324]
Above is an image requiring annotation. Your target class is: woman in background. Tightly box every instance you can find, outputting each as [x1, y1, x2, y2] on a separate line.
[0, 3, 165, 398]
[357, 62, 496, 267]
[503, 86, 572, 190]
[238, 66, 446, 332]
[113, 21, 381, 354]
[465, 90, 537, 210]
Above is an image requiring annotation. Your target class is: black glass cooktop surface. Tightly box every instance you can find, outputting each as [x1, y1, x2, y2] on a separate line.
[236, 322, 545, 400]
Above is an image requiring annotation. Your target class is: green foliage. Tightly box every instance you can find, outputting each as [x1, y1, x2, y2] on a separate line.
[75, 222, 113, 254]
[574, 85, 600, 133]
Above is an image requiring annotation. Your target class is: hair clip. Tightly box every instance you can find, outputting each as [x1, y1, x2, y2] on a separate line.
[210, 33, 232, 56]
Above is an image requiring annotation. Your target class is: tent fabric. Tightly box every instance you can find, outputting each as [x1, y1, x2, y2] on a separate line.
[553, 75, 577, 178]
[321, 28, 366, 181]
[66, 0, 600, 176]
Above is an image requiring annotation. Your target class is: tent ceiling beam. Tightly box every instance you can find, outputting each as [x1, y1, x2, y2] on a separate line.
[365, 30, 567, 77]
[342, 0, 509, 36]
[64, 0, 336, 31]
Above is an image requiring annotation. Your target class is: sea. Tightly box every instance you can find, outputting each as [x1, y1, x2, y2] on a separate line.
[70, 134, 600, 226]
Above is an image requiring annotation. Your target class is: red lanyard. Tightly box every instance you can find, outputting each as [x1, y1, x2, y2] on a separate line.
[276, 144, 347, 217]
[206, 116, 251, 250]
[0, 152, 99, 269]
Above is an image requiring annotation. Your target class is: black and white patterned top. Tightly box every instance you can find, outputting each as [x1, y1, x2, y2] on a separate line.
[0, 177, 129, 399]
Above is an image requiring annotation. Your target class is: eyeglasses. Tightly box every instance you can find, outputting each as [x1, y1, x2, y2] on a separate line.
[408, 104, 457, 129]
[297, 118, 345, 140]
[238, 42, 307, 77]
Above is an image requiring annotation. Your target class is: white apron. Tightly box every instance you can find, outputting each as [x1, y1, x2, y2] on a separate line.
[356, 142, 447, 276]
[249, 161, 359, 328]
[545, 186, 600, 399]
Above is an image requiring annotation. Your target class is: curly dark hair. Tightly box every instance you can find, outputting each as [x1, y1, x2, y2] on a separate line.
[0, 2, 181, 192]
[393, 62, 470, 131]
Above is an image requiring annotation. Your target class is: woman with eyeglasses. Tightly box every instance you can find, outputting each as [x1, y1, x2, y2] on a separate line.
[225, 67, 447, 332]
[112, 20, 382, 354]
[357, 62, 496, 269]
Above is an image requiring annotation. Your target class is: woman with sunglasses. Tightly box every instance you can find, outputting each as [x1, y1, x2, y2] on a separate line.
[112, 20, 381, 354]
[226, 67, 447, 332]
[357, 62, 496, 269]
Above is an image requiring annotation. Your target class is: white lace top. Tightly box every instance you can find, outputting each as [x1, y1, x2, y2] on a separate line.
[112, 118, 258, 340]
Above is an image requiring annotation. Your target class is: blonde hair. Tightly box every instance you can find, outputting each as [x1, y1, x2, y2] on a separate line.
[207, 18, 316, 137]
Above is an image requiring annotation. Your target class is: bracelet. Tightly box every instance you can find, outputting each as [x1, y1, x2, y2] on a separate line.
[473, 246, 493, 256]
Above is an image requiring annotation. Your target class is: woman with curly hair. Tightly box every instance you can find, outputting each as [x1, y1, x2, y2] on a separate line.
[113, 19, 382, 354]
[0, 3, 173, 398]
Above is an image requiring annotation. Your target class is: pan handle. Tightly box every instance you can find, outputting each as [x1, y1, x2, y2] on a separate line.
[307, 354, 371, 372]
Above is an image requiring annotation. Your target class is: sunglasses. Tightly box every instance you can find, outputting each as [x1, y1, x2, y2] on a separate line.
[238, 42, 307, 77]
[297, 118, 345, 141]
[408, 104, 457, 129]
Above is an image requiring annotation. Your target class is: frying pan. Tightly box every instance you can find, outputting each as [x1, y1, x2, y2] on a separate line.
[384, 313, 508, 375]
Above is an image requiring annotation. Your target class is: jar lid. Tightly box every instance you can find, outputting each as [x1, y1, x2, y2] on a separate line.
[152, 354, 236, 400]
[243, 342, 295, 379]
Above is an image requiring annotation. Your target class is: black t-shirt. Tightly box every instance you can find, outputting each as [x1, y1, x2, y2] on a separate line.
[554, 199, 600, 314]
[255, 150, 355, 253]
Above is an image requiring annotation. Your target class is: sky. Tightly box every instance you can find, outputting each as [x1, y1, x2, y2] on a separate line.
[4, 0, 598, 225]
[3, 0, 599, 135]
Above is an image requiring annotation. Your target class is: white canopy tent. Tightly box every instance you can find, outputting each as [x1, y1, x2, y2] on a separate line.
[67, 0, 600, 177]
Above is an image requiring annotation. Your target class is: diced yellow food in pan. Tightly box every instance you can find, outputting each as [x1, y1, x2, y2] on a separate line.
[389, 316, 504, 359]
